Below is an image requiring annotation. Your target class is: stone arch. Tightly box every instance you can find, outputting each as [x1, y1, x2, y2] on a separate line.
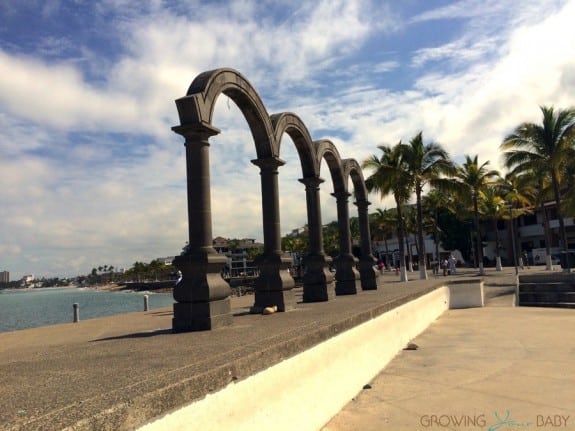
[314, 139, 347, 193]
[313, 142, 358, 295]
[343, 159, 368, 203]
[343, 159, 378, 290]
[272, 115, 335, 302]
[172, 68, 295, 332]
[171, 68, 379, 332]
[176, 67, 274, 159]
[271, 112, 316, 177]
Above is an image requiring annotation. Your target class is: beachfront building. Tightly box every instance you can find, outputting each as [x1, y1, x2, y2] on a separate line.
[212, 237, 263, 278]
[21, 274, 34, 286]
[372, 200, 575, 270]
[0, 271, 8, 284]
[482, 201, 575, 266]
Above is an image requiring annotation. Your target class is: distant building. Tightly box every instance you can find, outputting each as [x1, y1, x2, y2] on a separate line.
[157, 257, 176, 265]
[212, 237, 263, 278]
[22, 274, 34, 284]
[0, 271, 9, 284]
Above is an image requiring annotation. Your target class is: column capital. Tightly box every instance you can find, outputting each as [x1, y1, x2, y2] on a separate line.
[251, 156, 286, 171]
[298, 176, 325, 188]
[172, 123, 221, 140]
[354, 199, 371, 209]
[331, 190, 351, 200]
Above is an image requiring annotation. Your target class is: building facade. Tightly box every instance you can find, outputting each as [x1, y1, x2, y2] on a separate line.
[372, 201, 575, 269]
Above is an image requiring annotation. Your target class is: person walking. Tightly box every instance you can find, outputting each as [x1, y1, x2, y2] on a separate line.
[449, 255, 457, 275]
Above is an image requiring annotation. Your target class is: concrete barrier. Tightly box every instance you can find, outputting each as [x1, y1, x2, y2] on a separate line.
[448, 279, 485, 308]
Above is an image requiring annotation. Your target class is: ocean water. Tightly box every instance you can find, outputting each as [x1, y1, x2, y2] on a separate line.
[0, 288, 174, 333]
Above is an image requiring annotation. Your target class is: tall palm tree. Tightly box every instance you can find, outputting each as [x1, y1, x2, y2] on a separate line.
[362, 143, 413, 281]
[399, 132, 455, 279]
[562, 155, 575, 217]
[501, 106, 575, 270]
[371, 208, 397, 266]
[452, 155, 499, 275]
[422, 190, 447, 274]
[496, 172, 534, 269]
[478, 186, 507, 271]
[402, 205, 417, 272]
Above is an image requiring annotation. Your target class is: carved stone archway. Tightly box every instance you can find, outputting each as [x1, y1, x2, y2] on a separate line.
[272, 113, 335, 302]
[344, 159, 378, 290]
[314, 141, 360, 295]
[172, 68, 379, 331]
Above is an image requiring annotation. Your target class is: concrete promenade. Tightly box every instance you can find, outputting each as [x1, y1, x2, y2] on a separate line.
[1, 266, 573, 430]
[323, 268, 575, 431]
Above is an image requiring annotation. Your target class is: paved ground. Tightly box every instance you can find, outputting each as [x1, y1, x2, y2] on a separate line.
[1, 266, 571, 431]
[322, 269, 575, 431]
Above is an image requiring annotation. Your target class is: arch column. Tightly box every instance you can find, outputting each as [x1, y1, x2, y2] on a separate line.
[250, 156, 296, 312]
[171, 124, 233, 332]
[355, 198, 379, 290]
[331, 191, 360, 295]
[299, 176, 334, 302]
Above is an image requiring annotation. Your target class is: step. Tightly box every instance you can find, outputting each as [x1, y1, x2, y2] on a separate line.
[518, 301, 575, 309]
[518, 292, 575, 303]
[518, 283, 575, 293]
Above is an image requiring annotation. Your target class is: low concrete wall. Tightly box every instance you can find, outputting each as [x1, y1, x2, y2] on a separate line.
[138, 282, 483, 431]
[138, 286, 442, 431]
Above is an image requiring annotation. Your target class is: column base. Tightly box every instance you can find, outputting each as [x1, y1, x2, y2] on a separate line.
[251, 253, 296, 312]
[172, 252, 232, 332]
[302, 253, 335, 302]
[172, 298, 233, 332]
[334, 254, 360, 295]
[302, 280, 335, 302]
[359, 257, 379, 290]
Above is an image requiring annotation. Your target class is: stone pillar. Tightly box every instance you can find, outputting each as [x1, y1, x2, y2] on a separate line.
[332, 191, 360, 295]
[299, 176, 334, 302]
[355, 198, 379, 290]
[171, 124, 233, 332]
[250, 157, 296, 312]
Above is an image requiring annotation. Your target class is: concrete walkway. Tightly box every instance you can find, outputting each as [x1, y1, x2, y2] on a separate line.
[322, 280, 575, 430]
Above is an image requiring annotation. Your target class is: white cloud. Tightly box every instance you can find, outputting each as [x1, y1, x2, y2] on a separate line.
[0, 50, 143, 131]
[1, 0, 574, 278]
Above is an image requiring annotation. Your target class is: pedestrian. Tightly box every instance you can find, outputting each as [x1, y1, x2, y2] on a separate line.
[522, 251, 529, 269]
[442, 258, 448, 276]
[378, 261, 385, 274]
[449, 255, 457, 275]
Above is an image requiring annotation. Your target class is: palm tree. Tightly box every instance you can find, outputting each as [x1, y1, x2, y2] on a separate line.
[362, 143, 413, 281]
[399, 132, 455, 279]
[501, 106, 575, 270]
[497, 173, 534, 270]
[402, 205, 417, 272]
[478, 186, 507, 271]
[422, 189, 449, 274]
[452, 155, 499, 275]
[371, 208, 397, 266]
[510, 167, 554, 269]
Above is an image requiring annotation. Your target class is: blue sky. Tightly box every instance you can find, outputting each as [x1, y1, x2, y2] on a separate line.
[1, 0, 574, 279]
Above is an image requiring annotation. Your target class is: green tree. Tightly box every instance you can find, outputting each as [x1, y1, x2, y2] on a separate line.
[322, 221, 340, 258]
[501, 106, 575, 270]
[362, 143, 413, 281]
[497, 173, 534, 269]
[452, 155, 499, 275]
[370, 208, 397, 266]
[402, 205, 417, 272]
[478, 186, 507, 270]
[422, 190, 448, 272]
[399, 132, 455, 279]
